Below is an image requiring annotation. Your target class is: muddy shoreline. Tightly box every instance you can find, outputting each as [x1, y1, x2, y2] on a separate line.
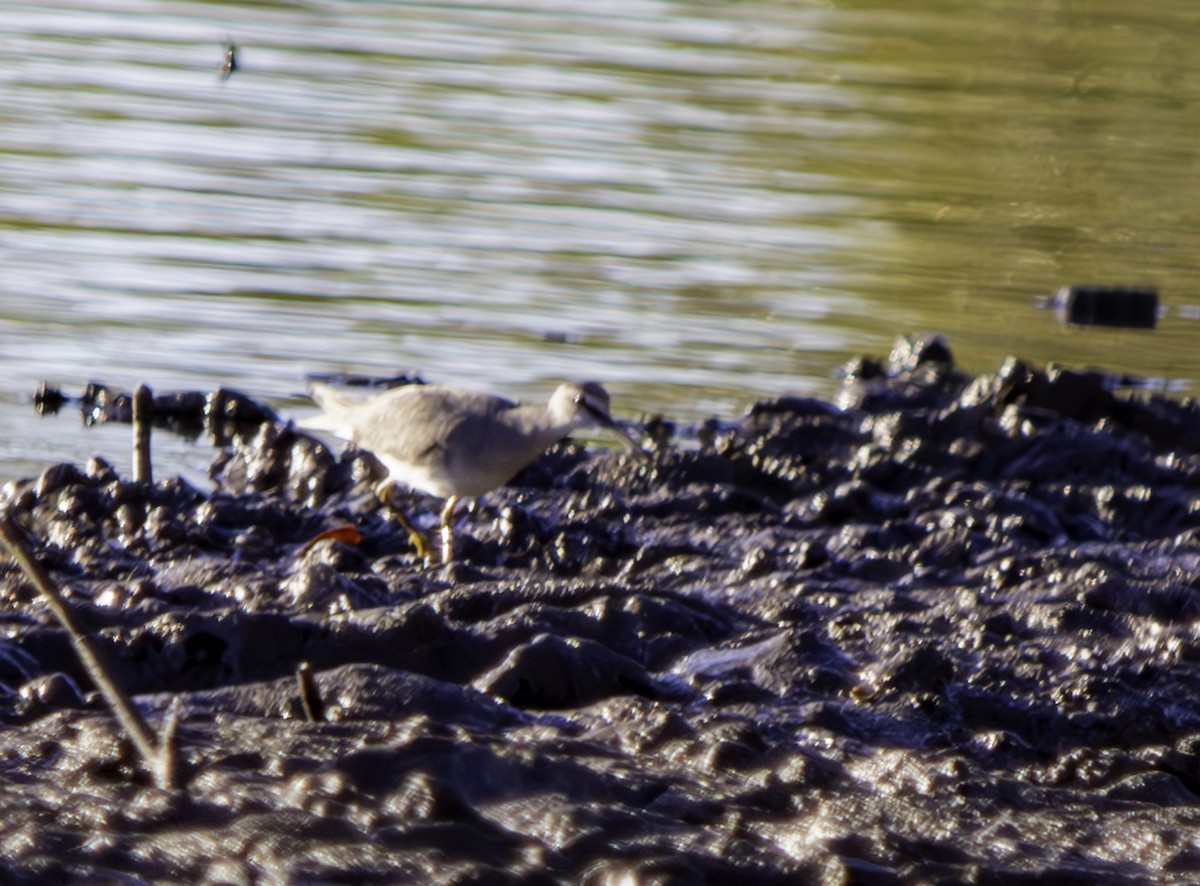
[4, 338, 1200, 884]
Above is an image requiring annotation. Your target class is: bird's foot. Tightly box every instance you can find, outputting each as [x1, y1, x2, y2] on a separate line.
[407, 525, 436, 562]
[392, 510, 434, 561]
[376, 480, 437, 562]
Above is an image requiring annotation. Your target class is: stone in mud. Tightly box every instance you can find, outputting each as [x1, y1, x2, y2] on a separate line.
[473, 632, 671, 708]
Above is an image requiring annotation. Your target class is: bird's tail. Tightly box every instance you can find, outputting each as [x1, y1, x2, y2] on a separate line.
[299, 382, 371, 434]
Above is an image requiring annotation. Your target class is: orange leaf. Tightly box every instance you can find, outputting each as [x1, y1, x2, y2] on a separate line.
[299, 524, 363, 555]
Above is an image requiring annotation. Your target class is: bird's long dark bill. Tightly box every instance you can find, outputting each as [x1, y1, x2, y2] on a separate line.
[616, 426, 652, 461]
[602, 417, 651, 461]
[580, 401, 650, 461]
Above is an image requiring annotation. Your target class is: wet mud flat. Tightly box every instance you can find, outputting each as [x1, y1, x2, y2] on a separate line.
[4, 339, 1200, 884]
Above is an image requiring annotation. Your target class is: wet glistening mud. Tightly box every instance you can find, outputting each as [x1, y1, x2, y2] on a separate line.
[4, 337, 1200, 884]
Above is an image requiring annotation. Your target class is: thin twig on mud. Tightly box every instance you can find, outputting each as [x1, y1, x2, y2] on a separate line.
[0, 515, 182, 790]
[296, 660, 326, 723]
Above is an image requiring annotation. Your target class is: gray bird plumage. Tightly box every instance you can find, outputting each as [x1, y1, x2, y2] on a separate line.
[304, 380, 643, 562]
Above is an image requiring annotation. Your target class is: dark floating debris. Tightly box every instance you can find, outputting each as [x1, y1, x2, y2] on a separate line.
[31, 382, 66, 415]
[1052, 284, 1159, 328]
[303, 371, 425, 392]
[219, 40, 238, 81]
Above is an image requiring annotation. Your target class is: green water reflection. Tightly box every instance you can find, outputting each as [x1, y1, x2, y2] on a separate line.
[1, 0, 1199, 480]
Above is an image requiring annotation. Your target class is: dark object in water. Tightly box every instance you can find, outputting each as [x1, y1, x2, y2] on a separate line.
[1052, 285, 1158, 329]
[219, 42, 238, 81]
[33, 382, 278, 440]
[303, 371, 426, 392]
[32, 382, 67, 415]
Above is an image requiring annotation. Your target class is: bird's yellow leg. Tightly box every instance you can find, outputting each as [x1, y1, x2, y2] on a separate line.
[375, 480, 433, 561]
[394, 511, 434, 562]
[439, 495, 461, 565]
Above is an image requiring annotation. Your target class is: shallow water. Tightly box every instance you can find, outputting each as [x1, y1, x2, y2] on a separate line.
[3, 0, 1200, 483]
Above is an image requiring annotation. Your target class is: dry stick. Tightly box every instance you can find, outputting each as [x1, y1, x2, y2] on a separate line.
[295, 661, 326, 723]
[132, 384, 153, 485]
[0, 516, 179, 790]
[156, 696, 183, 789]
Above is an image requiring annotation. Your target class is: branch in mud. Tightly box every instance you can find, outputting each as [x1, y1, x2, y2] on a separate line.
[0, 515, 184, 791]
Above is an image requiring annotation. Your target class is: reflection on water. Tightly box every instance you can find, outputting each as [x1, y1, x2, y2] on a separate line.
[2, 0, 1200, 482]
